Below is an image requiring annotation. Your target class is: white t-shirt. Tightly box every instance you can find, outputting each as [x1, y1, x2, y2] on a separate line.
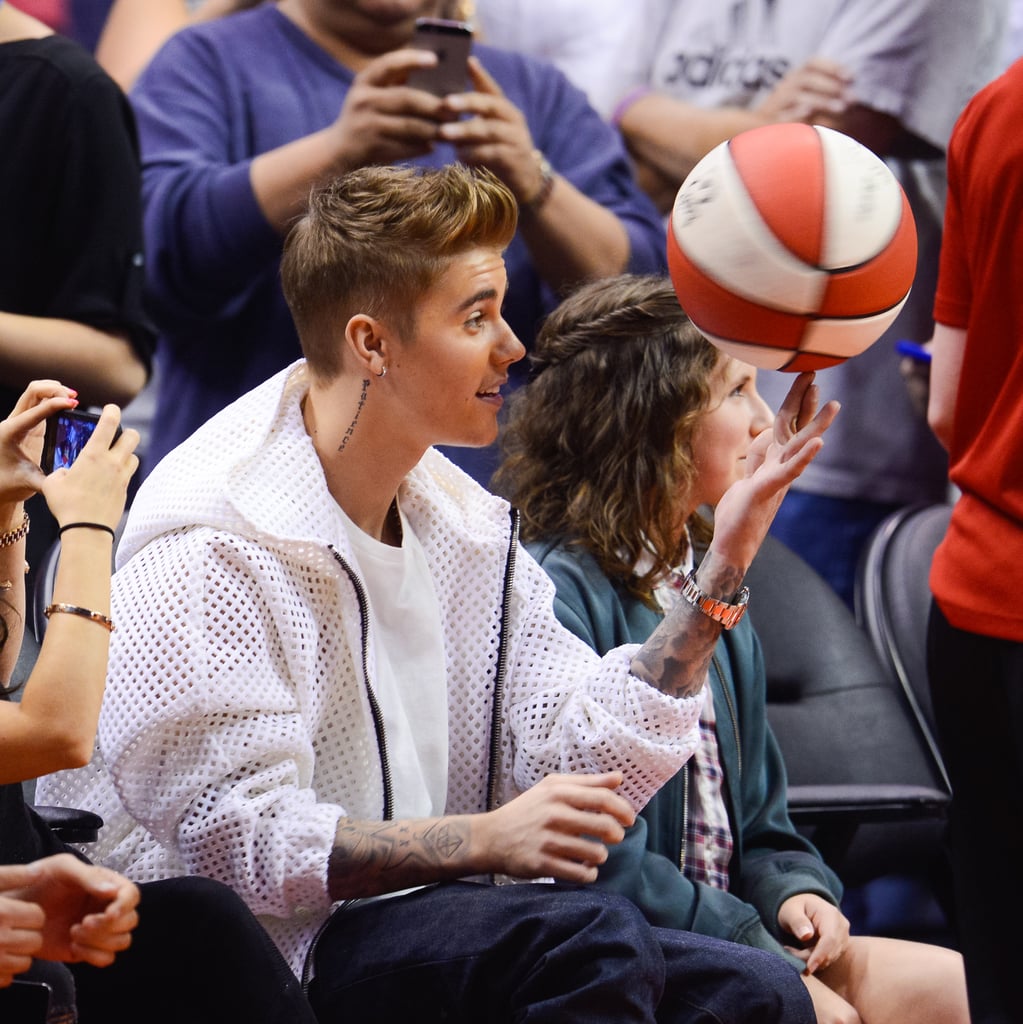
[612, 0, 1004, 151]
[339, 501, 449, 820]
[476, 0, 1005, 144]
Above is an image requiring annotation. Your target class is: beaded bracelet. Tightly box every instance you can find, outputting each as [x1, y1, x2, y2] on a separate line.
[58, 521, 116, 541]
[0, 510, 30, 548]
[44, 603, 115, 633]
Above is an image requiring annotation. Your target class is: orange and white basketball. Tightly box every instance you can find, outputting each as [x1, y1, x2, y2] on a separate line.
[667, 123, 918, 371]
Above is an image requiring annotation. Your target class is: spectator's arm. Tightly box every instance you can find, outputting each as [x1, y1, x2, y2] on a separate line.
[927, 322, 967, 451]
[0, 314, 146, 408]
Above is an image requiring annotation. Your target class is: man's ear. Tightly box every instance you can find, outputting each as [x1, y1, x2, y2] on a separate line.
[345, 314, 389, 379]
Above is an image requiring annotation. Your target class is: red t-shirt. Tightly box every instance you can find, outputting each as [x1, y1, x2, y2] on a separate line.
[931, 58, 1023, 641]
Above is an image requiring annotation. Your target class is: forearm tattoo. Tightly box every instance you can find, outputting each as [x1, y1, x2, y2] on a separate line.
[328, 818, 471, 899]
[337, 377, 371, 454]
[632, 559, 746, 700]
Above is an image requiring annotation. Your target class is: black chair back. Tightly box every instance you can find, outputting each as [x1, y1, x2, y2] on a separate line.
[854, 502, 953, 791]
[744, 534, 950, 888]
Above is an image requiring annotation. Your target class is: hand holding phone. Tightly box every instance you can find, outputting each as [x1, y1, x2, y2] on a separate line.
[405, 17, 473, 97]
[41, 409, 121, 474]
[38, 406, 139, 538]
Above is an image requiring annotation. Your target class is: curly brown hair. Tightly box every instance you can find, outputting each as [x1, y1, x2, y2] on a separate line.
[493, 275, 722, 606]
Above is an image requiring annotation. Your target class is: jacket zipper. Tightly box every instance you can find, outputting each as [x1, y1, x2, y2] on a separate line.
[302, 546, 395, 995]
[678, 762, 690, 874]
[328, 545, 394, 820]
[486, 507, 519, 812]
[714, 652, 742, 780]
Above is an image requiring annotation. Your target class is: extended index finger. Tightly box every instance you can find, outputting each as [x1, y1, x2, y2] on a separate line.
[7, 380, 75, 418]
[773, 371, 816, 444]
[2, 394, 76, 440]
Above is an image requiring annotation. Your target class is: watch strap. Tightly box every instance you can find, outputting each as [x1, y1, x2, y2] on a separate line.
[678, 569, 749, 630]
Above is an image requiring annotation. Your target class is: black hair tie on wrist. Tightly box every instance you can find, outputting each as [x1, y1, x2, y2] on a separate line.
[58, 522, 116, 541]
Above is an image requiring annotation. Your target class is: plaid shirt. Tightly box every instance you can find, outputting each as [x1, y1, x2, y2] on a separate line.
[654, 564, 735, 890]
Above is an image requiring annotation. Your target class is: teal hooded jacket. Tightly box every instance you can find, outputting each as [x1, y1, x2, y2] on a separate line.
[527, 538, 842, 967]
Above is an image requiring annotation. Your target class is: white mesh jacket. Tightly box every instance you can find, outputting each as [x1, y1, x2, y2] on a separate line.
[38, 361, 702, 976]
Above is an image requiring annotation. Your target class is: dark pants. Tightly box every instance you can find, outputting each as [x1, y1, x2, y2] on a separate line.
[70, 876, 317, 1024]
[928, 602, 1023, 1024]
[308, 880, 812, 1024]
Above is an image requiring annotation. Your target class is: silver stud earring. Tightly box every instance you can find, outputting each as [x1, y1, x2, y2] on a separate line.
[376, 366, 387, 378]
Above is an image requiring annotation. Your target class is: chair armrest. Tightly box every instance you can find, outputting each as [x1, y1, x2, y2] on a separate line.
[32, 805, 104, 844]
[787, 784, 951, 827]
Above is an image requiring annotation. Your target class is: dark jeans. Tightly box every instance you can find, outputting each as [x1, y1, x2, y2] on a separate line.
[928, 603, 1023, 1024]
[308, 880, 812, 1024]
[70, 876, 317, 1024]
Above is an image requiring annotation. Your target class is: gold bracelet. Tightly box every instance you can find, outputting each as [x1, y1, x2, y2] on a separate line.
[43, 602, 115, 633]
[0, 510, 29, 548]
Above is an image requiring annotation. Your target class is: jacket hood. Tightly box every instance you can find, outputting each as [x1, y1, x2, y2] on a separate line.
[118, 360, 515, 568]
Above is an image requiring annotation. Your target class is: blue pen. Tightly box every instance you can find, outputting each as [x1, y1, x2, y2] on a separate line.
[895, 339, 932, 363]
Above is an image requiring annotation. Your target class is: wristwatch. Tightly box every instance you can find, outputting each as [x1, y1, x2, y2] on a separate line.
[678, 570, 749, 630]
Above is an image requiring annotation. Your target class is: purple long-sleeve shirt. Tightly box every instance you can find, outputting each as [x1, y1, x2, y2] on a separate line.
[130, 6, 667, 477]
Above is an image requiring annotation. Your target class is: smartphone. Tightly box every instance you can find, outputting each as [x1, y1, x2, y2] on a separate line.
[41, 409, 121, 473]
[406, 17, 473, 97]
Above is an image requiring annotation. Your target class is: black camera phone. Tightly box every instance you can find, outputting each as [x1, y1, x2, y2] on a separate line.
[41, 408, 121, 473]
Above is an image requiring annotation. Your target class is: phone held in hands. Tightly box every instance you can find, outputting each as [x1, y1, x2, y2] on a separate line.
[40, 409, 121, 474]
[406, 17, 473, 97]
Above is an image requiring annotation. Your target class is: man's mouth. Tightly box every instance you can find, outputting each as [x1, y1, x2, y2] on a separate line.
[477, 380, 506, 399]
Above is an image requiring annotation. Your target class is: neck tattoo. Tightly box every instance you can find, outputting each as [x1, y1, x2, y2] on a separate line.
[338, 377, 371, 453]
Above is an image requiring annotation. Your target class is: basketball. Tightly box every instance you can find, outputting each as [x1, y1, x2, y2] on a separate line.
[666, 122, 918, 371]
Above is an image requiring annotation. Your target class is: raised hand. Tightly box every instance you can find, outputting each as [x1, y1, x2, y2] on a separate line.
[438, 57, 545, 204]
[711, 371, 839, 574]
[328, 48, 452, 170]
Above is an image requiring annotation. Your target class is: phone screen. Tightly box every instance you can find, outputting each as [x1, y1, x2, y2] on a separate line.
[406, 17, 473, 97]
[40, 410, 120, 473]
